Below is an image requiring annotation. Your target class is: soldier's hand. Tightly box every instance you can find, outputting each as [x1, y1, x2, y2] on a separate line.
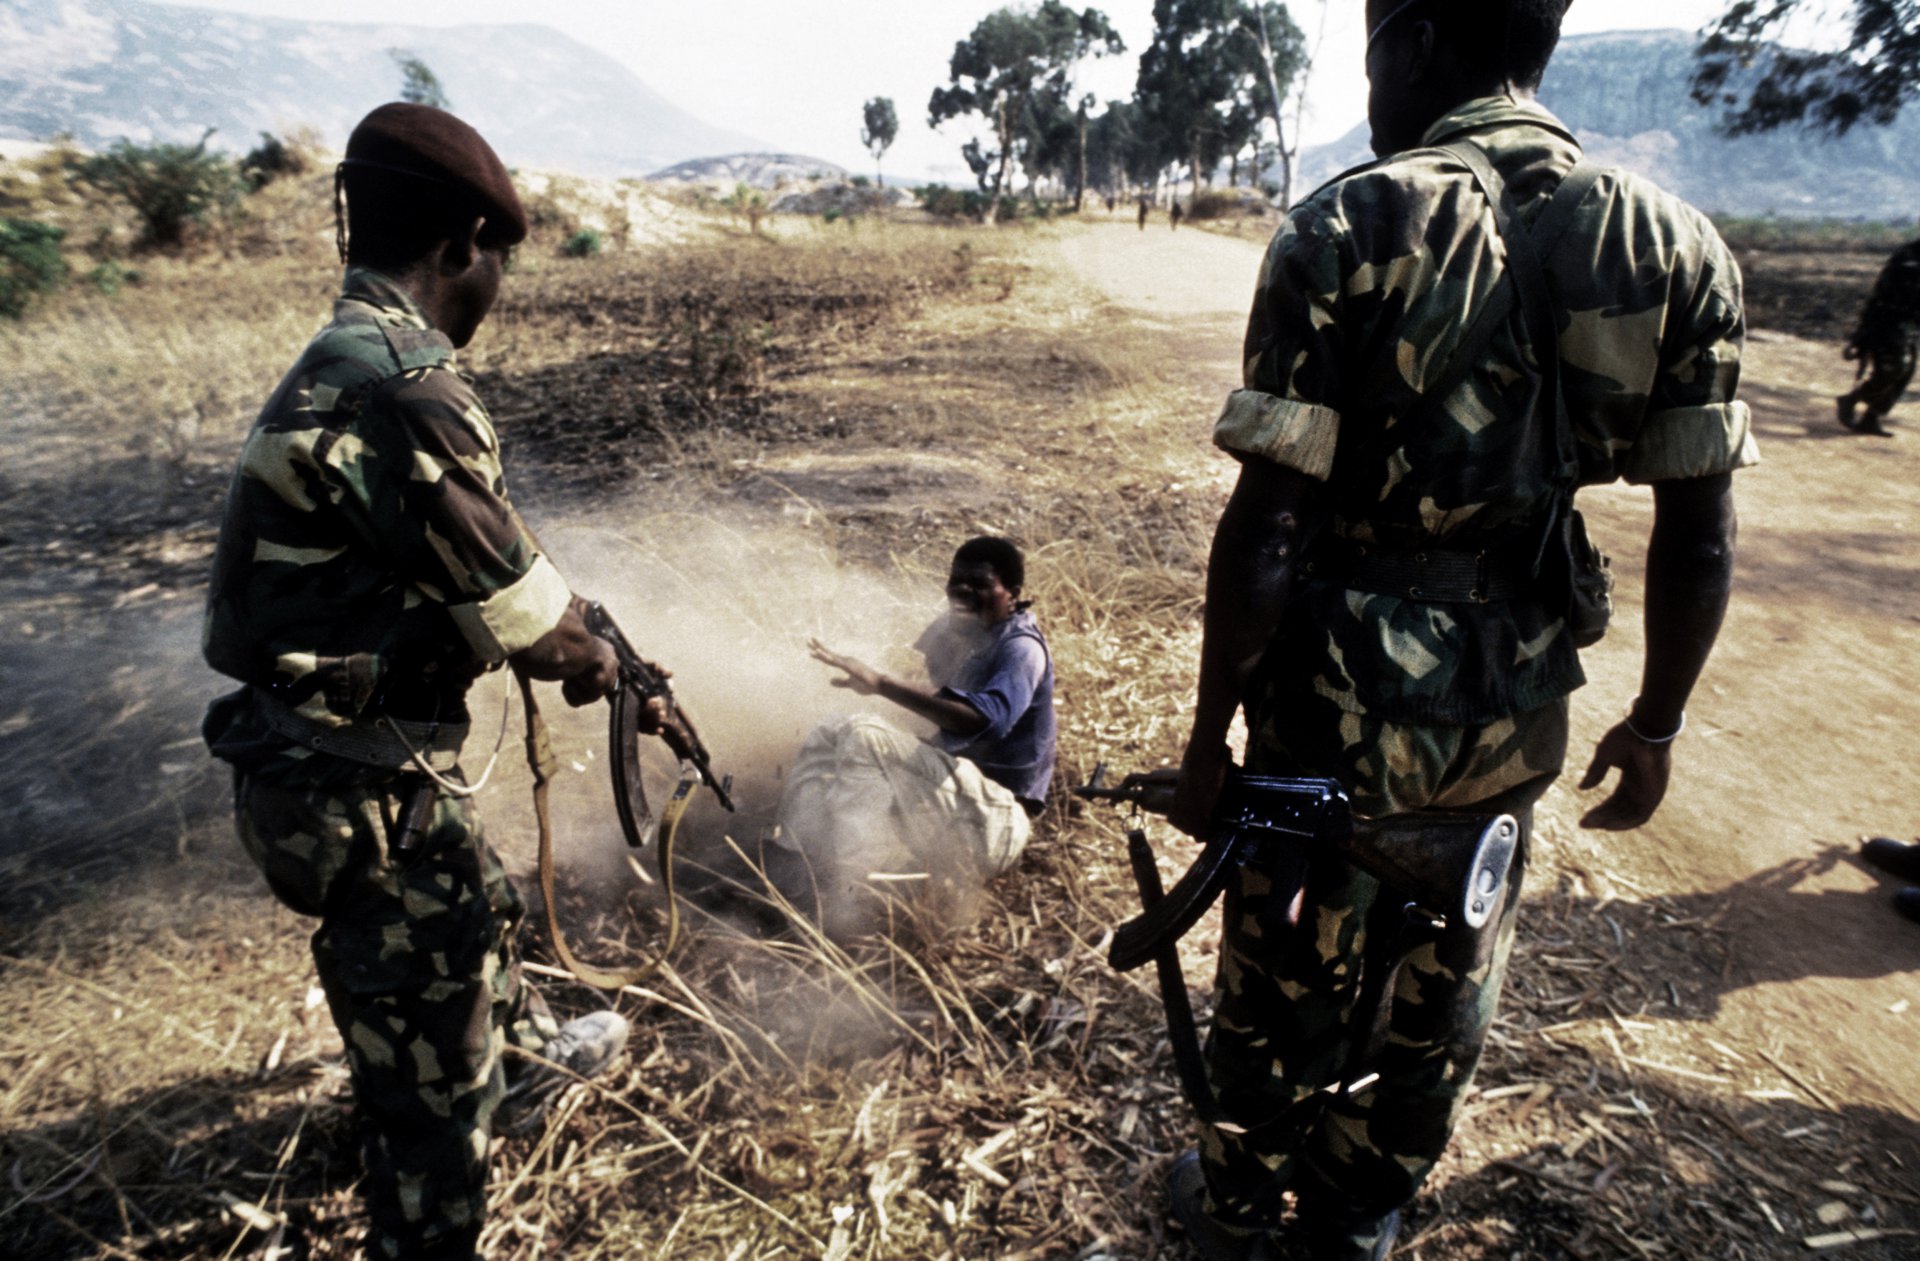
[1171, 741, 1229, 839]
[1577, 721, 1672, 830]
[561, 636, 619, 708]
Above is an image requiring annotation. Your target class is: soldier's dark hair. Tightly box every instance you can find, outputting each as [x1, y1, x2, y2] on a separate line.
[1372, 0, 1566, 90]
[337, 165, 488, 270]
[954, 536, 1025, 592]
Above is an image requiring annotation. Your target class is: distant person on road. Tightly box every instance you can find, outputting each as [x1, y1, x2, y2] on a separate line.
[1162, 1, 1756, 1258]
[200, 103, 654, 1261]
[1860, 837, 1920, 924]
[1139, 195, 1151, 231]
[1170, 200, 1185, 232]
[1837, 237, 1920, 436]
[771, 537, 1055, 935]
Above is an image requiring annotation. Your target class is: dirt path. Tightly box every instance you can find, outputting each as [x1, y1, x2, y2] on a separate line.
[1050, 217, 1920, 1124]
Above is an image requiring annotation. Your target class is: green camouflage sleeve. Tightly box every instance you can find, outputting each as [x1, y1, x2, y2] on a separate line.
[335, 368, 570, 662]
[1212, 200, 1346, 481]
[1622, 225, 1759, 484]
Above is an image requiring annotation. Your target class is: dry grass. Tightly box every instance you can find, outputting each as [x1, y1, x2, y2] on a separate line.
[2, 192, 1916, 1261]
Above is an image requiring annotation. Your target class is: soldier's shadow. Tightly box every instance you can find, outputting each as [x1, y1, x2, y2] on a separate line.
[1509, 847, 1920, 1024]
[0, 1063, 360, 1261]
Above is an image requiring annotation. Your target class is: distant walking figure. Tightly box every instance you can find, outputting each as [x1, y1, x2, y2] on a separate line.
[1138, 196, 1150, 230]
[1837, 237, 1920, 436]
[1170, 200, 1184, 232]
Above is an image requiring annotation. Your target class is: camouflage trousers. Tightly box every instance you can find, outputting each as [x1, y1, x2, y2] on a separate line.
[233, 772, 559, 1260]
[1199, 690, 1569, 1232]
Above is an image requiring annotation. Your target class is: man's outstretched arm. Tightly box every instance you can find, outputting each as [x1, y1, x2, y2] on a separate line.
[1580, 471, 1737, 829]
[1172, 456, 1322, 837]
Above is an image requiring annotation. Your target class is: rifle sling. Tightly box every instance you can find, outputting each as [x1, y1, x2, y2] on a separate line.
[523, 669, 685, 993]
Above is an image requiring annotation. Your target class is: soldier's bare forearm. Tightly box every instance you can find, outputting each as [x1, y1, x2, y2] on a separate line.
[1635, 473, 1737, 732]
[1189, 457, 1321, 748]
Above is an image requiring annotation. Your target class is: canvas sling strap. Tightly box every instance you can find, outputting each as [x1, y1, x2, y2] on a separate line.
[518, 667, 690, 991]
[1321, 146, 1602, 602]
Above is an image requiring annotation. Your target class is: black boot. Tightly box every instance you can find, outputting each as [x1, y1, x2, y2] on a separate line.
[1862, 838, 1920, 882]
[1893, 888, 1920, 926]
[1293, 1181, 1403, 1261]
[1166, 1151, 1278, 1261]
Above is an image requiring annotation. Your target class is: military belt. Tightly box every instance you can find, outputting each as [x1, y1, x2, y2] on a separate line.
[253, 689, 467, 772]
[1308, 538, 1533, 603]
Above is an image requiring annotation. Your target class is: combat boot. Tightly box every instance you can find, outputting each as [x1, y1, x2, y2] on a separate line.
[1166, 1150, 1279, 1261]
[1862, 838, 1920, 882]
[1291, 1175, 1403, 1261]
[497, 1010, 630, 1136]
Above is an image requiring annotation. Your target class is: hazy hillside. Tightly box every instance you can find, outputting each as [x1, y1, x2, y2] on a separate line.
[649, 153, 850, 190]
[1299, 29, 1920, 219]
[0, 0, 766, 176]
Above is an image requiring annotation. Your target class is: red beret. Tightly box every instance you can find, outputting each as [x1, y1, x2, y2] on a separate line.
[343, 103, 528, 247]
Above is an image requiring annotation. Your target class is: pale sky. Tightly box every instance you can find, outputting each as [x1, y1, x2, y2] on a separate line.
[154, 0, 1774, 182]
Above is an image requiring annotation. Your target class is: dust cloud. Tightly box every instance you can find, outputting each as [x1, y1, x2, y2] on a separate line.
[509, 500, 980, 939]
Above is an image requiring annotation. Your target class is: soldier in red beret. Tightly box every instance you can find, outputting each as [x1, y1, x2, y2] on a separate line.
[202, 103, 646, 1260]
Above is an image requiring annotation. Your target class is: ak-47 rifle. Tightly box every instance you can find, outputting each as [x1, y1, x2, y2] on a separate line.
[582, 601, 734, 843]
[1076, 765, 1519, 1117]
[525, 602, 736, 992]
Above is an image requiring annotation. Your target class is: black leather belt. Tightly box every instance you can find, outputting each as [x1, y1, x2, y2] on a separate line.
[1307, 537, 1533, 603]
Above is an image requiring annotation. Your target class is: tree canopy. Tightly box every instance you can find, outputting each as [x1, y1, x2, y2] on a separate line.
[390, 50, 452, 111]
[861, 97, 899, 185]
[1691, 0, 1918, 134]
[927, 2, 1124, 218]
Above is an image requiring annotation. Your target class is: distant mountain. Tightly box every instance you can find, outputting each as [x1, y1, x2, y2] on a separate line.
[649, 153, 849, 190]
[0, 0, 766, 176]
[1298, 30, 1920, 219]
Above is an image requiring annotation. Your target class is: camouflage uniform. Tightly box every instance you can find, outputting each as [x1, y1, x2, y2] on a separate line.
[1840, 239, 1920, 430]
[203, 267, 573, 1260]
[1199, 97, 1758, 1234]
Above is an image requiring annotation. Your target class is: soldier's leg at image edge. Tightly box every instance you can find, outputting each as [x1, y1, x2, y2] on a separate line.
[236, 778, 556, 1259]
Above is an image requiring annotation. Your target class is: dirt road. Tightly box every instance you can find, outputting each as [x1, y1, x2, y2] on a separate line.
[1053, 217, 1920, 1123]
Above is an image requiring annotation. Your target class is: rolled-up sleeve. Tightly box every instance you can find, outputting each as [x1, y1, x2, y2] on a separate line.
[327, 367, 569, 661]
[1214, 198, 1347, 480]
[1630, 237, 1761, 483]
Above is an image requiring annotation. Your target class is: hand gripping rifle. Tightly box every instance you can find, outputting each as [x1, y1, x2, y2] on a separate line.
[526, 602, 736, 991]
[1076, 766, 1519, 1119]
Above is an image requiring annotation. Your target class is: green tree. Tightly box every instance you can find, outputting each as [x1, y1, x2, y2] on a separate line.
[861, 97, 899, 186]
[1691, 0, 1918, 134]
[81, 128, 242, 250]
[0, 218, 68, 319]
[390, 49, 452, 110]
[1135, 0, 1305, 201]
[928, 2, 1124, 222]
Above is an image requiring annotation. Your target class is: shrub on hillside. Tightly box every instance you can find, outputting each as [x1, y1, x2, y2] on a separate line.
[563, 228, 604, 257]
[1185, 189, 1241, 221]
[0, 217, 69, 318]
[917, 185, 990, 221]
[81, 130, 243, 250]
[240, 130, 312, 190]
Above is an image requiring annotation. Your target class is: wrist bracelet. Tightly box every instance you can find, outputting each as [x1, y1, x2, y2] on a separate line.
[1624, 702, 1684, 744]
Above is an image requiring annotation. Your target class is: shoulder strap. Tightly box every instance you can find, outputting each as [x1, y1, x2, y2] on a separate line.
[1440, 144, 1601, 481]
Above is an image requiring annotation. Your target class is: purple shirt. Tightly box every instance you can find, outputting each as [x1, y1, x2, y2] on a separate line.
[915, 609, 1056, 806]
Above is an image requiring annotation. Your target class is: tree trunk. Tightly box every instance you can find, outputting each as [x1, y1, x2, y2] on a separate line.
[991, 96, 1012, 224]
[1074, 103, 1089, 213]
[1247, 4, 1295, 208]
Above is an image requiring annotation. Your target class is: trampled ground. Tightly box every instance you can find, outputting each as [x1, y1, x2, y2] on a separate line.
[1, 210, 1916, 1259]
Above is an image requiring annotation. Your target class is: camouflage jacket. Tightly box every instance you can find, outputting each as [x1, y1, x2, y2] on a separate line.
[1853, 239, 1920, 345]
[1218, 97, 1758, 725]
[202, 267, 570, 748]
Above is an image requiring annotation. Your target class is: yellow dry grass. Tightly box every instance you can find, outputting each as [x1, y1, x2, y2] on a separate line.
[2, 190, 1915, 1261]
